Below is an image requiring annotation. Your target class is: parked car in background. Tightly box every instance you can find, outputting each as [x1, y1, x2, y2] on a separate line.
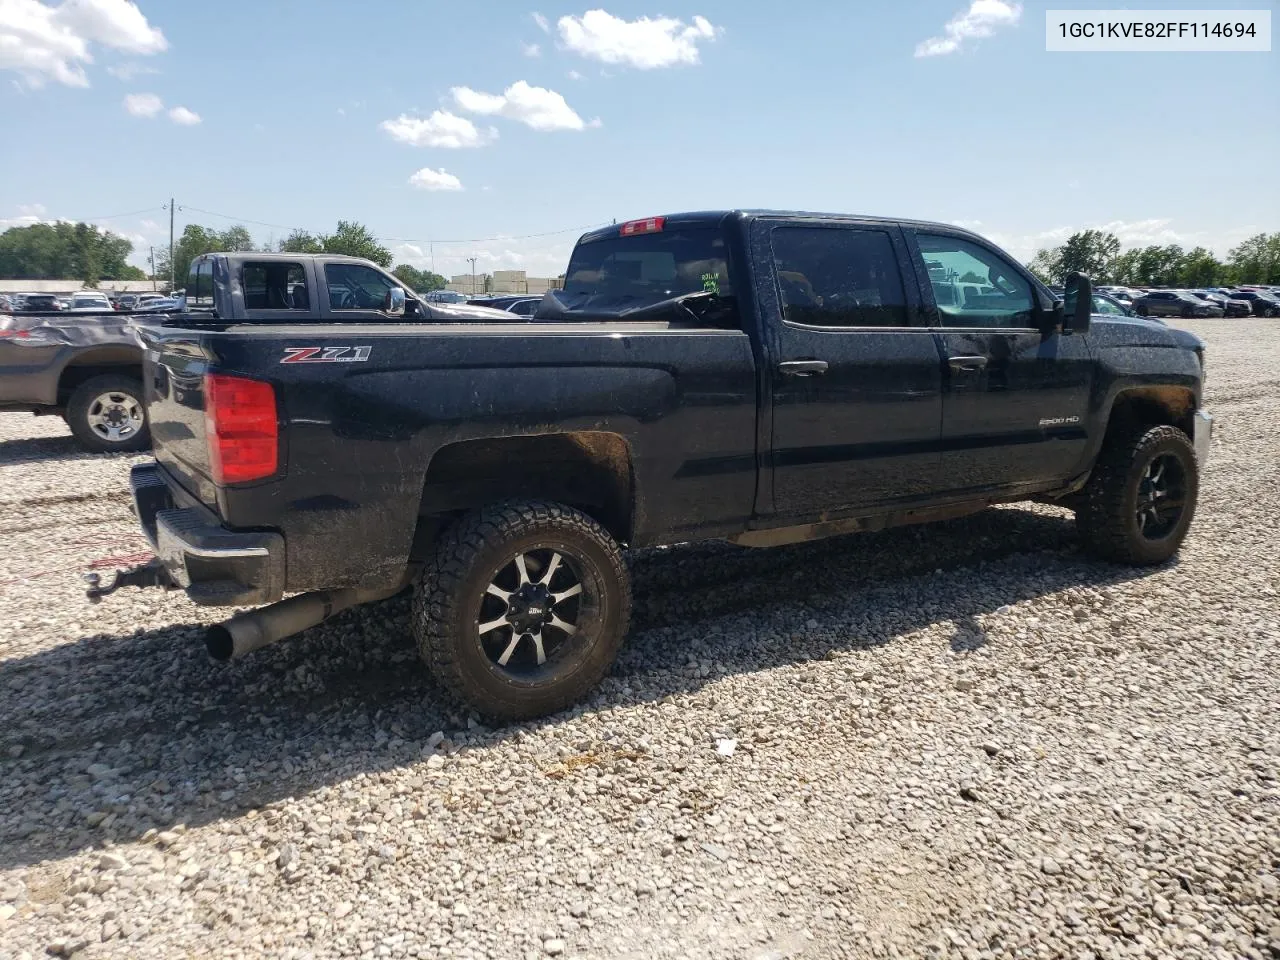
[424, 290, 468, 304]
[467, 295, 543, 316]
[133, 295, 184, 312]
[1090, 292, 1140, 317]
[1230, 289, 1280, 317]
[20, 294, 63, 313]
[1131, 290, 1222, 318]
[67, 293, 114, 313]
[1190, 290, 1250, 317]
[115, 294, 140, 312]
[1097, 285, 1144, 304]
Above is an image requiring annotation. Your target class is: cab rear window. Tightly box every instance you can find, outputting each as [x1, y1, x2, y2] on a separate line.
[564, 228, 733, 301]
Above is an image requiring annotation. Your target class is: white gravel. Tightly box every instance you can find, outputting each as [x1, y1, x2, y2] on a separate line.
[0, 320, 1277, 960]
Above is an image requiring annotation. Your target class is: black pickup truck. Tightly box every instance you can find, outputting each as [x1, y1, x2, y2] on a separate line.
[95, 212, 1212, 720]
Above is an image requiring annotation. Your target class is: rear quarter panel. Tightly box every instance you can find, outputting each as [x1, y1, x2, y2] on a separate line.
[145, 322, 759, 592]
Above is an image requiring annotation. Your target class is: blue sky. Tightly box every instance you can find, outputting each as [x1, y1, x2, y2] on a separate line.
[1, 0, 1276, 278]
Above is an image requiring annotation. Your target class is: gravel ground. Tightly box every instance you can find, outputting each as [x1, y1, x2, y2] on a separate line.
[0, 319, 1276, 960]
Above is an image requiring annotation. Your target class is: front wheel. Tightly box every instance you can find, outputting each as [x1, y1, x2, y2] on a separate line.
[412, 500, 632, 721]
[65, 374, 150, 453]
[1076, 424, 1199, 565]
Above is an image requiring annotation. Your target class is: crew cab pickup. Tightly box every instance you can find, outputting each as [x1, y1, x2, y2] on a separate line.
[95, 213, 1212, 720]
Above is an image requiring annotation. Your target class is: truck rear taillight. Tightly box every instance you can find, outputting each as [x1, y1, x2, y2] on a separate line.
[204, 373, 278, 485]
[619, 217, 665, 237]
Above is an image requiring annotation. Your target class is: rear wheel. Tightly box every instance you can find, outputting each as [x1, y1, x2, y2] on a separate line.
[412, 500, 631, 721]
[1076, 424, 1198, 565]
[65, 374, 149, 453]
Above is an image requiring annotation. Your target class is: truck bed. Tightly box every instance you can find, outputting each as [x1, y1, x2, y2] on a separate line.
[140, 319, 760, 594]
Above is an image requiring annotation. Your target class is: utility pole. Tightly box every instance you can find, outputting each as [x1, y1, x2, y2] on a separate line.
[149, 247, 157, 291]
[166, 197, 175, 292]
[467, 256, 478, 295]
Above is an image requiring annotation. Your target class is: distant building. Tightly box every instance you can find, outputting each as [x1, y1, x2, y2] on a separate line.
[0, 279, 167, 295]
[445, 270, 564, 296]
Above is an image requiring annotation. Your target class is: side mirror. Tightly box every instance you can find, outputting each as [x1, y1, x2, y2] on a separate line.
[1062, 272, 1092, 334]
[384, 286, 406, 317]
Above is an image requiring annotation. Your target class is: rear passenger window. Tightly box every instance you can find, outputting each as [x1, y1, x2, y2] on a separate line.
[242, 262, 308, 310]
[770, 227, 908, 328]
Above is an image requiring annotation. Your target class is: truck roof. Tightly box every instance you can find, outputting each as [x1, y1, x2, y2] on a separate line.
[195, 252, 379, 265]
[576, 210, 985, 245]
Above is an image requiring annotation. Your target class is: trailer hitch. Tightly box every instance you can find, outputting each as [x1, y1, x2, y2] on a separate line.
[85, 558, 176, 603]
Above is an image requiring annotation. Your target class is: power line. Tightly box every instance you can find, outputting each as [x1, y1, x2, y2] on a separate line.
[76, 206, 168, 222]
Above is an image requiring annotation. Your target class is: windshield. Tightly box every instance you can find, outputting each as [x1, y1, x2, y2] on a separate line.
[562, 227, 733, 306]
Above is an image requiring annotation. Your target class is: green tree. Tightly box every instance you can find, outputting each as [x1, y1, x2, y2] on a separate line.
[278, 229, 324, 254]
[1108, 249, 1142, 286]
[1227, 232, 1280, 284]
[1176, 247, 1223, 288]
[158, 224, 258, 288]
[392, 264, 447, 292]
[0, 221, 136, 280]
[1027, 230, 1120, 284]
[321, 220, 392, 267]
[1135, 245, 1186, 286]
[1027, 248, 1060, 285]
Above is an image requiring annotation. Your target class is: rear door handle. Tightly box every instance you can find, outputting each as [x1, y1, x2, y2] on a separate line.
[948, 355, 988, 373]
[778, 359, 829, 377]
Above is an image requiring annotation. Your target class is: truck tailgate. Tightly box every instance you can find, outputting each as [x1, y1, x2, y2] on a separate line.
[140, 325, 223, 508]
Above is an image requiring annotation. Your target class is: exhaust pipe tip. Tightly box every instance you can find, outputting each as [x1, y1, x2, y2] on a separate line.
[205, 624, 235, 662]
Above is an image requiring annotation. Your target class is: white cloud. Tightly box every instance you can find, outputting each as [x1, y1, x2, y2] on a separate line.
[915, 0, 1021, 57]
[105, 60, 157, 80]
[451, 80, 588, 132]
[522, 41, 541, 57]
[380, 110, 496, 148]
[122, 90, 161, 116]
[567, 69, 582, 80]
[408, 167, 464, 192]
[123, 94, 200, 124]
[557, 10, 720, 69]
[531, 12, 549, 33]
[168, 104, 199, 125]
[0, 0, 167, 87]
[17, 202, 46, 216]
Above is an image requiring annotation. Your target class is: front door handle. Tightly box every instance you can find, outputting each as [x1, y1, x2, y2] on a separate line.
[778, 359, 829, 377]
[948, 355, 988, 373]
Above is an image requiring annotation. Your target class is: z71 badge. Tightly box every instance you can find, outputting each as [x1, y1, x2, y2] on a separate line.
[281, 345, 372, 364]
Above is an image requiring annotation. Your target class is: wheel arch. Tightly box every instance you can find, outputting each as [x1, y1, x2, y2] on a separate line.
[410, 431, 635, 557]
[1105, 385, 1197, 442]
[55, 347, 144, 406]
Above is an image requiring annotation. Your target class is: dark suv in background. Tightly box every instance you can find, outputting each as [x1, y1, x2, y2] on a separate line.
[19, 294, 63, 313]
[1131, 290, 1222, 319]
[1230, 289, 1280, 317]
